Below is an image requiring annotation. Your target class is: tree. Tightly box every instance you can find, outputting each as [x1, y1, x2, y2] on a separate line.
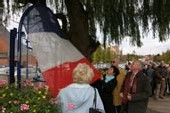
[104, 47, 116, 63]
[92, 45, 116, 63]
[92, 45, 104, 63]
[3, 0, 170, 58]
[160, 50, 170, 63]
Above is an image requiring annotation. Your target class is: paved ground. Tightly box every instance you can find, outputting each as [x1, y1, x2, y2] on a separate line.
[147, 95, 170, 113]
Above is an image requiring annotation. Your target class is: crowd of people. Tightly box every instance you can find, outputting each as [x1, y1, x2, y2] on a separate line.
[143, 61, 170, 100]
[55, 59, 170, 113]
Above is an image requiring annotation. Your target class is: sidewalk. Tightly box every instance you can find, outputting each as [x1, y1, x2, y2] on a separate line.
[147, 95, 170, 113]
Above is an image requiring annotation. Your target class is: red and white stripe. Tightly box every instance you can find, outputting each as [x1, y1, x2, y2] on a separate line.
[29, 32, 101, 97]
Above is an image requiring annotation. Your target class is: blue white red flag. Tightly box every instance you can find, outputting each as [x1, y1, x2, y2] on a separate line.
[20, 4, 101, 97]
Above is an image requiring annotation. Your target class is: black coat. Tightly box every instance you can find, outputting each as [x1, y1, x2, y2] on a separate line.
[121, 71, 151, 113]
[91, 75, 117, 113]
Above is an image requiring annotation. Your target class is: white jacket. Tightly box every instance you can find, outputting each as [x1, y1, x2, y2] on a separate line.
[56, 83, 105, 113]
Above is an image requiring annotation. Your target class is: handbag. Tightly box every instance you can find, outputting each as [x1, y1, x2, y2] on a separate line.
[89, 88, 102, 113]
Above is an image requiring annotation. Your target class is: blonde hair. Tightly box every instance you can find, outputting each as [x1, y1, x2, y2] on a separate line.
[73, 63, 94, 84]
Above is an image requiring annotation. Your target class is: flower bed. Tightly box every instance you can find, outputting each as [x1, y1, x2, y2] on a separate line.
[0, 80, 58, 113]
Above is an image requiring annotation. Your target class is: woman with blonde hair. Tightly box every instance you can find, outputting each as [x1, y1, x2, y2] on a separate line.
[56, 63, 105, 113]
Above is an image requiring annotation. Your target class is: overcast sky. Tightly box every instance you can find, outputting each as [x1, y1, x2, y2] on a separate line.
[120, 36, 170, 55]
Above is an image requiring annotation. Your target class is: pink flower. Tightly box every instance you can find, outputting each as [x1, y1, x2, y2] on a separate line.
[67, 103, 75, 110]
[0, 80, 7, 87]
[34, 82, 46, 90]
[13, 100, 20, 105]
[23, 80, 32, 87]
[20, 104, 30, 111]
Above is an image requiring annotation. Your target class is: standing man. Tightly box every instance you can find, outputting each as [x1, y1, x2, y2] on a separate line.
[112, 58, 126, 113]
[120, 60, 151, 113]
[154, 61, 168, 99]
[167, 62, 170, 95]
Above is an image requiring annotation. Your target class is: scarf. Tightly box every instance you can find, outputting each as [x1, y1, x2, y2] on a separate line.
[122, 73, 137, 104]
[105, 74, 115, 83]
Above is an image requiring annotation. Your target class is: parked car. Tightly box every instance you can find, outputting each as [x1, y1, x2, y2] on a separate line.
[0, 66, 9, 75]
[93, 63, 111, 69]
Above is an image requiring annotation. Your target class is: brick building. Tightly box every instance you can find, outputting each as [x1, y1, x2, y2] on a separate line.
[0, 26, 37, 67]
[0, 35, 9, 65]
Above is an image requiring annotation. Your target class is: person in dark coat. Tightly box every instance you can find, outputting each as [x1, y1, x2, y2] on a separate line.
[120, 60, 151, 113]
[91, 65, 119, 113]
[154, 61, 168, 99]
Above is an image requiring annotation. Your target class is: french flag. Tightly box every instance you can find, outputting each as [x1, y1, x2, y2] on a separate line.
[20, 4, 101, 97]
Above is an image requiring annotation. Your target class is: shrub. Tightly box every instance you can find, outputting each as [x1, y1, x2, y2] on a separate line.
[0, 80, 58, 113]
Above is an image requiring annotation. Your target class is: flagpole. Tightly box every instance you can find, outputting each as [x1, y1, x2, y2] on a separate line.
[9, 28, 17, 84]
[17, 23, 22, 88]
